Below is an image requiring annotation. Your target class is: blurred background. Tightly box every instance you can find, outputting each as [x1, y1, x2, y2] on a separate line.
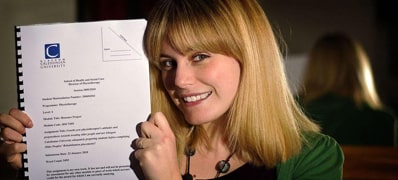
[1, 0, 397, 113]
[0, 0, 397, 179]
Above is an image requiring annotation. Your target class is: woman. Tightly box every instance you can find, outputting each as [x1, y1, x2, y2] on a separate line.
[298, 33, 397, 146]
[1, 0, 343, 179]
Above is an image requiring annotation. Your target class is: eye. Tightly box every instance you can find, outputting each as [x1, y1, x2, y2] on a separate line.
[159, 59, 176, 71]
[192, 53, 210, 62]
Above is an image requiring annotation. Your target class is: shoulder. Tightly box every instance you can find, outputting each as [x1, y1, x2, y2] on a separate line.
[305, 93, 352, 107]
[303, 94, 356, 118]
[276, 132, 343, 180]
[363, 106, 396, 120]
[360, 105, 397, 128]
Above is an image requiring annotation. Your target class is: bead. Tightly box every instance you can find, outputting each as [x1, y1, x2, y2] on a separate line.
[216, 160, 231, 173]
[183, 148, 234, 179]
[185, 148, 196, 156]
[182, 173, 193, 180]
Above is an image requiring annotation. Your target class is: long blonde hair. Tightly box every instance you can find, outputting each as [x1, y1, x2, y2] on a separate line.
[300, 33, 383, 109]
[143, 0, 319, 167]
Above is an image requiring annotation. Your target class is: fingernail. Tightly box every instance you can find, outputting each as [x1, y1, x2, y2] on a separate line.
[27, 120, 33, 127]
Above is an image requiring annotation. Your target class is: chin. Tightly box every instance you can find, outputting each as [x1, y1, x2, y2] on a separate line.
[184, 116, 209, 126]
[185, 119, 203, 126]
[183, 109, 227, 124]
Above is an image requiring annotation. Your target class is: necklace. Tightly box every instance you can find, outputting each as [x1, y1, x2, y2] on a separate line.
[182, 148, 235, 180]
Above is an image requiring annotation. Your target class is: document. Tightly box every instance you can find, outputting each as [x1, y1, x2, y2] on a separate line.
[16, 19, 150, 179]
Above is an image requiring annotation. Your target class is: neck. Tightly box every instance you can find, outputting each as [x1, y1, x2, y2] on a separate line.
[200, 116, 228, 149]
[183, 146, 236, 179]
[181, 115, 246, 178]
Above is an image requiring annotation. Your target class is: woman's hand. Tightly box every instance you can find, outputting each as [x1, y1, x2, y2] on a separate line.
[132, 112, 181, 180]
[0, 108, 33, 169]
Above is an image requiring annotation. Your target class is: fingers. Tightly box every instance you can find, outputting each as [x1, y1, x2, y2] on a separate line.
[148, 112, 171, 131]
[132, 112, 175, 152]
[0, 108, 30, 170]
[132, 138, 151, 150]
[8, 153, 23, 169]
[131, 112, 179, 179]
[132, 112, 176, 158]
[0, 142, 27, 156]
[9, 108, 33, 128]
[0, 142, 26, 169]
[133, 112, 175, 151]
[136, 112, 172, 139]
[0, 108, 33, 135]
[129, 151, 145, 180]
[1, 127, 24, 143]
[139, 121, 160, 139]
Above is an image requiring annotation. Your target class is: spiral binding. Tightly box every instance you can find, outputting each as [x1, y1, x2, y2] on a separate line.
[15, 26, 29, 180]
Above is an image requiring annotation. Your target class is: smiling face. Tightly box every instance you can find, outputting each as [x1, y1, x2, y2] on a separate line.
[159, 42, 241, 125]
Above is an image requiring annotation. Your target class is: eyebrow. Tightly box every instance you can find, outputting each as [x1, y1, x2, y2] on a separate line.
[159, 53, 170, 58]
[159, 53, 173, 59]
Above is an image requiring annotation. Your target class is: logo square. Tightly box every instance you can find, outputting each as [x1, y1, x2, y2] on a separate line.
[44, 43, 60, 59]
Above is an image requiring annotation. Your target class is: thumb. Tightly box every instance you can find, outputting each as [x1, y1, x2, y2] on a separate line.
[148, 112, 173, 135]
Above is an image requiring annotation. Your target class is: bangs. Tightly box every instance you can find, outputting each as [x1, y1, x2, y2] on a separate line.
[144, 0, 241, 64]
[165, 12, 228, 55]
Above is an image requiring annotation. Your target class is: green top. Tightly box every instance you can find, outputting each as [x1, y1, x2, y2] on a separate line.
[302, 93, 397, 146]
[277, 133, 344, 179]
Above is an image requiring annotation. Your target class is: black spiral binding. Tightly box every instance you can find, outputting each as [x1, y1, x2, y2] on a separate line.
[15, 26, 29, 180]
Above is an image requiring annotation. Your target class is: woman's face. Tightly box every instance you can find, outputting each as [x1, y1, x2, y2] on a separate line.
[160, 42, 241, 125]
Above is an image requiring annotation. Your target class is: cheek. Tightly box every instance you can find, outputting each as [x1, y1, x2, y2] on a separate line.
[208, 61, 241, 96]
[220, 60, 241, 86]
[223, 69, 240, 94]
[161, 71, 174, 90]
[226, 63, 241, 99]
[161, 72, 177, 103]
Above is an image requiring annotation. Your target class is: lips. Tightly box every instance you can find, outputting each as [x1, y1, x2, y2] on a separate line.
[182, 91, 212, 103]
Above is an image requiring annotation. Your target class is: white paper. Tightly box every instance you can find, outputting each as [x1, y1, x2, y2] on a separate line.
[18, 19, 150, 180]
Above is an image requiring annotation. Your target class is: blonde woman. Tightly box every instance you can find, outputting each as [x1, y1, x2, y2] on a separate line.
[299, 33, 397, 146]
[0, 0, 343, 179]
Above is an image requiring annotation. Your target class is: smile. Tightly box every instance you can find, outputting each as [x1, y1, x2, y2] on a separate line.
[182, 92, 212, 103]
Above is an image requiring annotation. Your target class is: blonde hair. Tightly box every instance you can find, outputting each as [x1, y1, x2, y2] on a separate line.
[143, 0, 319, 167]
[300, 33, 383, 109]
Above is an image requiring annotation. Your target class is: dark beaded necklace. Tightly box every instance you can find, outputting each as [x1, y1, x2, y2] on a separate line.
[182, 148, 235, 180]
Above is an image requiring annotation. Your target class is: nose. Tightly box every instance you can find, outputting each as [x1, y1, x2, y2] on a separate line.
[174, 62, 194, 88]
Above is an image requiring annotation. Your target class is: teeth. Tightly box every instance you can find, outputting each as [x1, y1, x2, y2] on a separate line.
[183, 92, 211, 103]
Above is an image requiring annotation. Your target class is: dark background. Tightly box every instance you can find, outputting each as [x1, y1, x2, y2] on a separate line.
[80, 0, 398, 113]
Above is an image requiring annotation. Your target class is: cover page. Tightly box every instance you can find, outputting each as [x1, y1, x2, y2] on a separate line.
[16, 19, 150, 180]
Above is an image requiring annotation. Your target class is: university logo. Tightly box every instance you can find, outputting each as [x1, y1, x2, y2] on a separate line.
[44, 43, 60, 59]
[41, 43, 66, 69]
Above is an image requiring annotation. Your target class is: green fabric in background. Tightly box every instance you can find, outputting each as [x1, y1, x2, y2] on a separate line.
[302, 93, 397, 146]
